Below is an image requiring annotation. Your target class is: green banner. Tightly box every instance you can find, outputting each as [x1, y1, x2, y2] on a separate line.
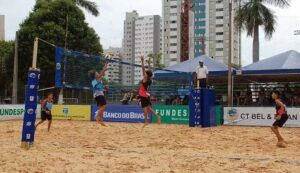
[152, 105, 189, 124]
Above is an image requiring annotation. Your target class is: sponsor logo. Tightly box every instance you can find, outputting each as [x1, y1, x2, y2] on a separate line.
[26, 134, 31, 139]
[29, 73, 36, 79]
[29, 96, 34, 102]
[26, 122, 32, 126]
[27, 109, 34, 115]
[56, 63, 61, 70]
[227, 108, 238, 120]
[63, 108, 69, 115]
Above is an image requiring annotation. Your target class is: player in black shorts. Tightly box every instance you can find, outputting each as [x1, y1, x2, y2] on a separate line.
[35, 93, 53, 132]
[89, 62, 109, 126]
[271, 90, 289, 147]
[138, 56, 161, 127]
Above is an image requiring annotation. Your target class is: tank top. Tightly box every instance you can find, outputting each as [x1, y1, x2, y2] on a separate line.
[275, 99, 287, 115]
[43, 99, 53, 111]
[92, 79, 104, 98]
[138, 80, 152, 98]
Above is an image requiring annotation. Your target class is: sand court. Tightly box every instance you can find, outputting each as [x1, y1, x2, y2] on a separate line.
[0, 120, 299, 173]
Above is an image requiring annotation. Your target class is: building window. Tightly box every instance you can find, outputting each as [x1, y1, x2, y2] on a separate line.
[170, 36, 177, 39]
[216, 32, 223, 35]
[170, 51, 177, 54]
[171, 20, 176, 24]
[216, 24, 224, 27]
[216, 48, 223, 51]
[170, 28, 177, 31]
[216, 16, 224, 19]
[216, 40, 223, 43]
[216, 8, 223, 12]
[170, 6, 177, 8]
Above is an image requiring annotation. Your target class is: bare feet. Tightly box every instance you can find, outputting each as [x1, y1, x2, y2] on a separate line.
[97, 121, 107, 127]
[142, 122, 149, 128]
[276, 141, 287, 148]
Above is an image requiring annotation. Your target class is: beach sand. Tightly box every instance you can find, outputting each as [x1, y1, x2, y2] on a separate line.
[0, 120, 299, 173]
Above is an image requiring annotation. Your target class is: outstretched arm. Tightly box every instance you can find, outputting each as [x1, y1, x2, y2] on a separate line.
[97, 62, 109, 80]
[141, 56, 146, 78]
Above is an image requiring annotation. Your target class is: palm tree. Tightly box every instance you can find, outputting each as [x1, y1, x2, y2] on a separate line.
[36, 0, 99, 16]
[73, 0, 99, 16]
[235, 0, 290, 63]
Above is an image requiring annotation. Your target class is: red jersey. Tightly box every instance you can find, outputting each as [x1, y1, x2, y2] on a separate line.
[138, 80, 152, 98]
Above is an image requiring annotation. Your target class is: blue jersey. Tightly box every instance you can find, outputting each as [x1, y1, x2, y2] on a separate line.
[42, 99, 53, 111]
[92, 79, 104, 98]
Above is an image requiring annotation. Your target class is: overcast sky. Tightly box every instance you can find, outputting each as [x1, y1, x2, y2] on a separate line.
[0, 0, 299, 66]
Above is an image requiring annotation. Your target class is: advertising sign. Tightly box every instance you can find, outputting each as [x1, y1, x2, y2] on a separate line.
[152, 105, 189, 124]
[52, 105, 91, 121]
[21, 69, 40, 144]
[189, 89, 201, 127]
[0, 105, 41, 120]
[91, 104, 151, 123]
[224, 107, 300, 127]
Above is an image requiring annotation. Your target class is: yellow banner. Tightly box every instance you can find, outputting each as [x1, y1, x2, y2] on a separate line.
[51, 105, 91, 121]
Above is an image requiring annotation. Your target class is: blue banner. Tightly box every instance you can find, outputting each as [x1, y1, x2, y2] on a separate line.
[55, 47, 63, 88]
[21, 69, 40, 143]
[91, 104, 151, 123]
[189, 89, 201, 127]
[201, 89, 216, 128]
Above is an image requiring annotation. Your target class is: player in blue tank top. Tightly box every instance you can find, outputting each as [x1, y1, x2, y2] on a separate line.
[35, 92, 54, 132]
[89, 62, 109, 126]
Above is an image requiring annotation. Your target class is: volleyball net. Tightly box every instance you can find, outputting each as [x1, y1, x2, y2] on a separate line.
[54, 47, 191, 105]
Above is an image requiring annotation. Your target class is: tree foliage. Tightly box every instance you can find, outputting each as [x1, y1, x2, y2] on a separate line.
[234, 0, 290, 62]
[0, 41, 14, 98]
[17, 0, 103, 89]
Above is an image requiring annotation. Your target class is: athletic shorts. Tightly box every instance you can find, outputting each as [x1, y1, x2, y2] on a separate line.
[41, 111, 52, 121]
[95, 95, 107, 107]
[140, 96, 151, 108]
[273, 114, 288, 127]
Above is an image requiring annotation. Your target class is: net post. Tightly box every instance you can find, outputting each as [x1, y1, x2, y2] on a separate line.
[21, 37, 40, 149]
[32, 37, 38, 69]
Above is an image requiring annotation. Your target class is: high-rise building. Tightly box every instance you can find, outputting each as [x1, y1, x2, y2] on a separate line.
[162, 0, 182, 66]
[121, 11, 138, 85]
[206, 0, 241, 65]
[0, 15, 4, 41]
[104, 47, 122, 84]
[134, 15, 161, 84]
[163, 0, 241, 66]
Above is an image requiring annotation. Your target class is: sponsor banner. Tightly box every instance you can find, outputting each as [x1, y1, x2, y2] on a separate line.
[91, 104, 151, 123]
[152, 105, 189, 124]
[189, 89, 201, 127]
[224, 107, 300, 127]
[22, 69, 40, 143]
[0, 105, 41, 120]
[52, 105, 91, 121]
